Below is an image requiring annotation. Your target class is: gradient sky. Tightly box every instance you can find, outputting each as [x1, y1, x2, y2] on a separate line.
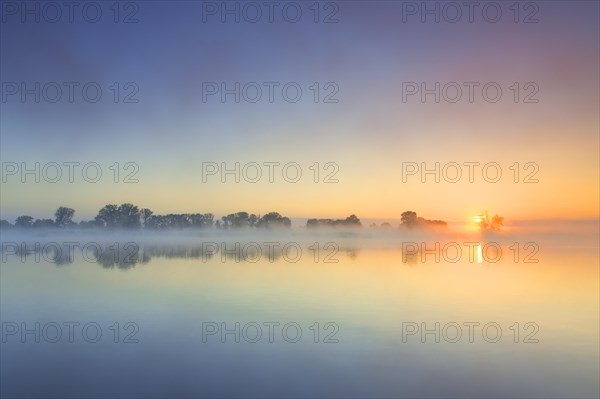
[1, 1, 598, 223]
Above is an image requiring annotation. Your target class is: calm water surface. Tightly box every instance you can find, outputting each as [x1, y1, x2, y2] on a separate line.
[1, 226, 598, 398]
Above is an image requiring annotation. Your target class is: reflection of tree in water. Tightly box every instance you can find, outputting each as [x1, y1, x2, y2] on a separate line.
[7, 241, 363, 268]
[94, 243, 146, 269]
[4, 242, 74, 266]
[139, 244, 216, 261]
[137, 242, 361, 264]
[52, 249, 74, 266]
[344, 249, 359, 260]
[141, 243, 286, 263]
[401, 251, 418, 266]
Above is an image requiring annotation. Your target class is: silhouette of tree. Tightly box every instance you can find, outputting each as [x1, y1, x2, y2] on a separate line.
[95, 204, 120, 228]
[490, 215, 504, 231]
[117, 203, 141, 229]
[249, 214, 259, 227]
[7, 205, 291, 230]
[401, 211, 446, 228]
[141, 208, 153, 227]
[232, 212, 250, 228]
[306, 215, 362, 228]
[190, 213, 214, 228]
[145, 215, 166, 229]
[219, 212, 279, 228]
[344, 214, 361, 227]
[0, 220, 12, 229]
[257, 212, 291, 228]
[307, 219, 317, 227]
[55, 207, 75, 228]
[477, 212, 503, 231]
[94, 203, 141, 229]
[144, 212, 214, 229]
[400, 211, 418, 228]
[15, 216, 34, 228]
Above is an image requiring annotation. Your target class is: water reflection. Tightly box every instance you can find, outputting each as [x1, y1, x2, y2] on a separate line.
[1, 228, 598, 398]
[1, 238, 540, 268]
[0, 239, 364, 268]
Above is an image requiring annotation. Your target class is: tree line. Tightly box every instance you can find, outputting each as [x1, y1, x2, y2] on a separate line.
[306, 215, 362, 228]
[0, 205, 297, 230]
[0, 205, 453, 230]
[399, 211, 447, 228]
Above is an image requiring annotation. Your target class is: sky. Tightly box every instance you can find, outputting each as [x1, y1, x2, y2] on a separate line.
[1, 1, 598, 223]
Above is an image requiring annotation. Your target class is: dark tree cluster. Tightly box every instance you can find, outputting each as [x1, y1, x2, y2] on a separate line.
[218, 212, 291, 229]
[93, 204, 142, 229]
[476, 211, 504, 232]
[1, 207, 76, 230]
[306, 214, 362, 228]
[400, 211, 447, 228]
[145, 212, 214, 230]
[0, 204, 291, 230]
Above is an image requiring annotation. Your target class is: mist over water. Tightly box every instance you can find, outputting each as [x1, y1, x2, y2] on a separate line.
[2, 0, 598, 396]
[1, 221, 598, 398]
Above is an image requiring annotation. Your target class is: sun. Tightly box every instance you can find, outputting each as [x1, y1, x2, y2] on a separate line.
[472, 215, 483, 224]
